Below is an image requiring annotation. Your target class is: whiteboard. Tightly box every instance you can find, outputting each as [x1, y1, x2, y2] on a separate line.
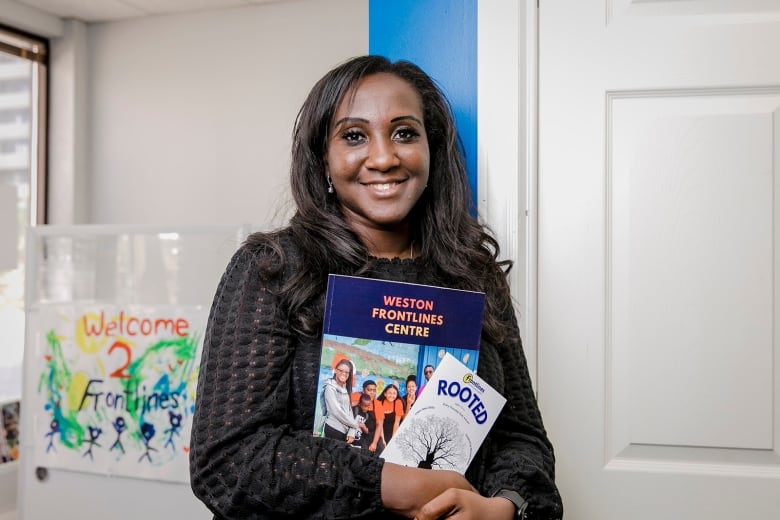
[20, 225, 252, 519]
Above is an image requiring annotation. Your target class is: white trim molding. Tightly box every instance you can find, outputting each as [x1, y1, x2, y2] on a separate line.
[478, 0, 538, 388]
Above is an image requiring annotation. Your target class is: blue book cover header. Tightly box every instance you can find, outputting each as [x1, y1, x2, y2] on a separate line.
[323, 275, 485, 350]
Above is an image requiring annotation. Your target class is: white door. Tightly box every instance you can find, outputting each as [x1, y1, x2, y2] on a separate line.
[538, 1, 780, 518]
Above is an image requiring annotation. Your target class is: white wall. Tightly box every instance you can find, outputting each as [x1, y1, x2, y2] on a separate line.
[88, 0, 367, 227]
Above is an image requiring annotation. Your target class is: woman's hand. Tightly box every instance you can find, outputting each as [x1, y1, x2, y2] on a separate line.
[414, 490, 516, 520]
[369, 442, 378, 452]
[381, 463, 476, 518]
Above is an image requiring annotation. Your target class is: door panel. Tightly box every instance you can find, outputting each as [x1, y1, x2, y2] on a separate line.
[538, 1, 780, 518]
[608, 89, 778, 456]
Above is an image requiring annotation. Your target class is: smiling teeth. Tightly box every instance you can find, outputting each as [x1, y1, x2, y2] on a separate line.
[375, 183, 392, 191]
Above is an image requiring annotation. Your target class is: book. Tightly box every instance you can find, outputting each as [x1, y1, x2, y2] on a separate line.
[381, 353, 506, 473]
[312, 274, 486, 449]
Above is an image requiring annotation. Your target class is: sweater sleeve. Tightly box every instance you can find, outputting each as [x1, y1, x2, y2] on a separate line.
[189, 246, 386, 519]
[475, 299, 564, 520]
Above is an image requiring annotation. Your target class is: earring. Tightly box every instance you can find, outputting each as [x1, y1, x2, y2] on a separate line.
[327, 176, 334, 194]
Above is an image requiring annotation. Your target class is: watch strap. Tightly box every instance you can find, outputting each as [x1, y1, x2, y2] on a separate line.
[493, 489, 529, 519]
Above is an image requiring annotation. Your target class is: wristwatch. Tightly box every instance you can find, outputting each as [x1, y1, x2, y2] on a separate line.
[493, 489, 529, 519]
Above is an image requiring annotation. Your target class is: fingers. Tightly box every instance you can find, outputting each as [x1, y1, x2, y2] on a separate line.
[415, 490, 516, 520]
[380, 465, 476, 518]
[416, 488, 464, 520]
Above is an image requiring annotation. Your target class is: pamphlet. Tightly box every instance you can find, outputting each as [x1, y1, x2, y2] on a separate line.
[381, 353, 506, 473]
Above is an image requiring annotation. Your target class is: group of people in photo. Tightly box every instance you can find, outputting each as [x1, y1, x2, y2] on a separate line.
[318, 356, 436, 453]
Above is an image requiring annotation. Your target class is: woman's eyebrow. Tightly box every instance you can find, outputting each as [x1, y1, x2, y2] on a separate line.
[333, 116, 369, 127]
[332, 115, 423, 127]
[391, 115, 423, 125]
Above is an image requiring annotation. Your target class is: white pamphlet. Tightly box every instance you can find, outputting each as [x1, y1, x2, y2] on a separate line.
[381, 353, 506, 473]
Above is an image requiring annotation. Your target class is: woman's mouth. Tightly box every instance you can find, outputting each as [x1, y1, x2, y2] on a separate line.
[362, 180, 405, 195]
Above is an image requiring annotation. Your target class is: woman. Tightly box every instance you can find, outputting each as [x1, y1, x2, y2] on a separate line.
[190, 55, 562, 520]
[401, 375, 417, 417]
[321, 358, 360, 443]
[377, 384, 404, 444]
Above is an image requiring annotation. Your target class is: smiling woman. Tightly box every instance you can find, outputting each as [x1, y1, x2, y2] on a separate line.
[320, 358, 360, 442]
[190, 55, 562, 520]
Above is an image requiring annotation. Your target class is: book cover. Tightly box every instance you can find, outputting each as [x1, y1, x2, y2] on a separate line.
[313, 274, 485, 451]
[381, 353, 506, 473]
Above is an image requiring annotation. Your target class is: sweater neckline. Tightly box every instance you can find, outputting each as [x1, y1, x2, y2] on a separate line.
[368, 256, 420, 265]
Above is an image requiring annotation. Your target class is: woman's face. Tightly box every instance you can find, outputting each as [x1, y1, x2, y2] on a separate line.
[385, 387, 398, 401]
[325, 73, 430, 241]
[334, 363, 350, 385]
[406, 380, 417, 396]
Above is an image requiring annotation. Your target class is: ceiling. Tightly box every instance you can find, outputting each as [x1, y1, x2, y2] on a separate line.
[14, 0, 290, 23]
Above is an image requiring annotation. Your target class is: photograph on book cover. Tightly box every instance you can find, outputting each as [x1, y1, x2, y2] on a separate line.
[312, 275, 485, 453]
[313, 335, 467, 445]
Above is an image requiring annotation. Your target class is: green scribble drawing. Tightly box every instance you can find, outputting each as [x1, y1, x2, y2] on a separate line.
[39, 329, 85, 449]
[120, 335, 200, 444]
[39, 328, 200, 457]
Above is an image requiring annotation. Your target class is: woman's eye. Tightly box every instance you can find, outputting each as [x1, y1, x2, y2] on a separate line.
[394, 127, 420, 141]
[341, 130, 365, 143]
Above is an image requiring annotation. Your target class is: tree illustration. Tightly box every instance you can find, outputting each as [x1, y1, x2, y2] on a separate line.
[392, 416, 468, 470]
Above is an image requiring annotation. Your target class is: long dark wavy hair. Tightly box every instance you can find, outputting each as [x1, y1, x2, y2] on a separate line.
[246, 55, 513, 342]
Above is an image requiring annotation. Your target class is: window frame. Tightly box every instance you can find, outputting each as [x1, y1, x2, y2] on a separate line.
[0, 24, 48, 225]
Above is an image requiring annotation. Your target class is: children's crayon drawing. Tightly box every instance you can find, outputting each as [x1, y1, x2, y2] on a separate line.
[29, 305, 206, 483]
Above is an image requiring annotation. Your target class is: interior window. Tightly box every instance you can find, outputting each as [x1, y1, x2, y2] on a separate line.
[0, 26, 48, 402]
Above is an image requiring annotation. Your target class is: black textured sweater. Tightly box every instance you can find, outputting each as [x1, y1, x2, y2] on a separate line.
[190, 232, 562, 519]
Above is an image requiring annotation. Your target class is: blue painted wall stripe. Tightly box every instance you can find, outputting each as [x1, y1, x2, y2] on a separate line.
[368, 0, 478, 207]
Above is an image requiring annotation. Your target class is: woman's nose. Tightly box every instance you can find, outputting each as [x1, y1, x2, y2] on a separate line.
[365, 137, 400, 171]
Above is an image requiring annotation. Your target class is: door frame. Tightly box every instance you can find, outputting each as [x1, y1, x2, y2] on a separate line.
[477, 0, 539, 388]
